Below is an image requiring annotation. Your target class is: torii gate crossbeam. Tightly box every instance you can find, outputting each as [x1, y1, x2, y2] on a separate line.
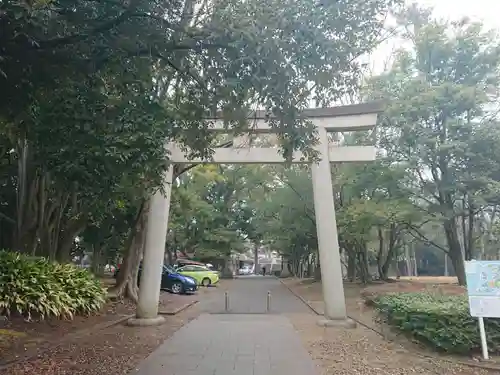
[130, 102, 382, 328]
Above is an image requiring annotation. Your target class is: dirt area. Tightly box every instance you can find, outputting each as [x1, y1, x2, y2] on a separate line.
[0, 285, 218, 374]
[361, 279, 466, 304]
[283, 277, 499, 375]
[289, 313, 492, 375]
[282, 277, 466, 321]
[398, 276, 459, 284]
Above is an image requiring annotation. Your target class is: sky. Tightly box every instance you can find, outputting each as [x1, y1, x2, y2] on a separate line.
[418, 0, 500, 28]
[369, 0, 500, 73]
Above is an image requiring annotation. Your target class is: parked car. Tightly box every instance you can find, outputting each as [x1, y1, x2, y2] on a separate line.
[176, 265, 220, 286]
[238, 265, 252, 275]
[175, 259, 209, 268]
[114, 263, 197, 294]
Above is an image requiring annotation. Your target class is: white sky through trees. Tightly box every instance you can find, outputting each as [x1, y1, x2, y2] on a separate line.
[368, 0, 500, 74]
[418, 0, 500, 28]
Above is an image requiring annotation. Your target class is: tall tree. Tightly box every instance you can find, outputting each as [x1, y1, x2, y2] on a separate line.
[1, 0, 399, 299]
[366, 8, 500, 284]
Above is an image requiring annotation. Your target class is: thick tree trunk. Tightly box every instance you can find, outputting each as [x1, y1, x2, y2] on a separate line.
[108, 200, 149, 302]
[377, 226, 400, 280]
[221, 253, 234, 278]
[357, 243, 371, 284]
[444, 220, 466, 285]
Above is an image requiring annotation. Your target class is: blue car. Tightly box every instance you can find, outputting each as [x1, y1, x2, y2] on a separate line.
[156, 264, 198, 294]
[115, 263, 197, 294]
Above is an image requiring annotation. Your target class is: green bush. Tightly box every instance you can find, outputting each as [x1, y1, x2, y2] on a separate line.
[373, 292, 500, 354]
[0, 250, 106, 319]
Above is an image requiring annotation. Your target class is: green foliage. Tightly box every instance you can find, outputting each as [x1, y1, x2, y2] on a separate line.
[363, 9, 500, 283]
[374, 292, 500, 354]
[255, 166, 317, 260]
[0, 251, 106, 320]
[168, 165, 265, 260]
[1, 0, 397, 267]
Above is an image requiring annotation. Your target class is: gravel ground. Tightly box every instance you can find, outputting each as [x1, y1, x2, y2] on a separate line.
[282, 278, 500, 375]
[288, 313, 495, 375]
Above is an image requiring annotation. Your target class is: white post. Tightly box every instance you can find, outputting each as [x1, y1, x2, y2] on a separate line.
[478, 317, 489, 360]
[133, 165, 174, 324]
[311, 127, 353, 327]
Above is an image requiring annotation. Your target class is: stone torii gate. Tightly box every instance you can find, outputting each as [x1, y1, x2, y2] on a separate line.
[130, 102, 381, 327]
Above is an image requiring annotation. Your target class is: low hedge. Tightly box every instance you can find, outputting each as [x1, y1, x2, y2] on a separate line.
[0, 250, 106, 320]
[373, 292, 500, 354]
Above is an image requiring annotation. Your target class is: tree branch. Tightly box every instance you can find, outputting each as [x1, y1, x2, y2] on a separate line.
[173, 140, 233, 179]
[0, 212, 15, 224]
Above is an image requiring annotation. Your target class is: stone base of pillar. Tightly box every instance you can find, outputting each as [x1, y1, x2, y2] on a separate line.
[316, 318, 357, 329]
[126, 315, 166, 327]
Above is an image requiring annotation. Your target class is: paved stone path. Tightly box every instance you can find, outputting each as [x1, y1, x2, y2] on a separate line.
[198, 276, 312, 314]
[130, 277, 320, 375]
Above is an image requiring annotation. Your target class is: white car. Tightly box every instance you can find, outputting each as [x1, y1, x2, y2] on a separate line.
[239, 266, 252, 275]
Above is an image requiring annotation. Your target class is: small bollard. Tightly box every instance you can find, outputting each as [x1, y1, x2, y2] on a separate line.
[224, 291, 229, 312]
[266, 291, 271, 312]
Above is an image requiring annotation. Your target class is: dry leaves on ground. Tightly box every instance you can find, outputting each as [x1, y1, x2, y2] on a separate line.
[0, 291, 198, 366]
[0, 285, 222, 375]
[288, 313, 494, 375]
[3, 304, 202, 375]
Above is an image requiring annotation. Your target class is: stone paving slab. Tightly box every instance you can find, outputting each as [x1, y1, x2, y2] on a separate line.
[198, 277, 311, 314]
[129, 314, 320, 375]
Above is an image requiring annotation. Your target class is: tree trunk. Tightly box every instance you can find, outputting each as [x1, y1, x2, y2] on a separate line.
[91, 244, 105, 276]
[411, 242, 418, 277]
[15, 138, 29, 251]
[347, 251, 356, 282]
[376, 227, 399, 281]
[55, 218, 86, 263]
[404, 243, 412, 277]
[166, 247, 173, 265]
[253, 243, 259, 274]
[444, 220, 466, 285]
[108, 200, 149, 302]
[356, 243, 371, 284]
[314, 249, 321, 280]
[221, 255, 234, 278]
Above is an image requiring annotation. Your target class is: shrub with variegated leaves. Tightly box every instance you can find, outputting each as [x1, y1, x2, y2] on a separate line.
[0, 250, 106, 320]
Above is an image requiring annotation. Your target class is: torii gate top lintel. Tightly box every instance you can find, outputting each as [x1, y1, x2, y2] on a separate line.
[205, 101, 384, 133]
[170, 101, 382, 164]
[207, 101, 383, 120]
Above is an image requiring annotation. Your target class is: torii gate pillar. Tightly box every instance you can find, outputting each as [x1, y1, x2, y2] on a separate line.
[312, 126, 354, 327]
